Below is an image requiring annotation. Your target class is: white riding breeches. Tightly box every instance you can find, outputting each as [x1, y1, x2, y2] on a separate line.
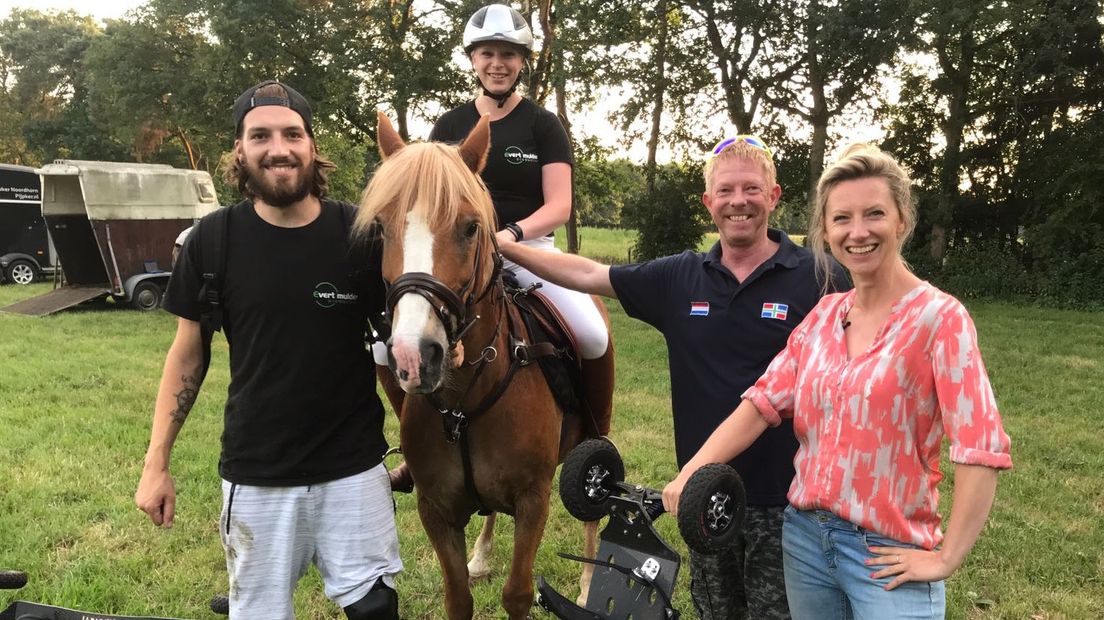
[504, 236, 609, 360]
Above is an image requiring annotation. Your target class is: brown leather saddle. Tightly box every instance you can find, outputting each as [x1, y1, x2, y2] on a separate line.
[503, 273, 596, 435]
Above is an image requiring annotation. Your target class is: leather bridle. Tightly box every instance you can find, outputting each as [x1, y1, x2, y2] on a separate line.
[384, 230, 501, 352]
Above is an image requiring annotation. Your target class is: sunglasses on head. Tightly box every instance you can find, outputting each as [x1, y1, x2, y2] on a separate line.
[710, 135, 773, 161]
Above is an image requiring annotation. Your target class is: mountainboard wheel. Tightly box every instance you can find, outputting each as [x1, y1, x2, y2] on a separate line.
[559, 438, 625, 522]
[677, 463, 746, 554]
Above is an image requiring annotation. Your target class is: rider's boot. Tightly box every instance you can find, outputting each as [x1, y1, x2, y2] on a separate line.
[388, 461, 414, 493]
[580, 346, 616, 438]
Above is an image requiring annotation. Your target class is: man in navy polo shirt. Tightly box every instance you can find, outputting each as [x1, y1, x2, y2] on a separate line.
[499, 136, 848, 619]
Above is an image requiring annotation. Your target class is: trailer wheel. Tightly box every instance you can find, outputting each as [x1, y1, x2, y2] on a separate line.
[131, 280, 163, 311]
[4, 259, 37, 285]
[677, 464, 746, 554]
[559, 439, 624, 522]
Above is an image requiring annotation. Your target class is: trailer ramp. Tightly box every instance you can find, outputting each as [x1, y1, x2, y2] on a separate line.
[0, 285, 107, 316]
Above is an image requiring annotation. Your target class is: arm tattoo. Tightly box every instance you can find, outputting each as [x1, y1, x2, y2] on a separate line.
[170, 374, 200, 426]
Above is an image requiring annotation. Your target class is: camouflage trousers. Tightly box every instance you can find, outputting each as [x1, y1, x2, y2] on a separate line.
[689, 505, 790, 620]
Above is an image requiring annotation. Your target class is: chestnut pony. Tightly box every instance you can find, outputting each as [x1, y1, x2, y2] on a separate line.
[354, 113, 613, 619]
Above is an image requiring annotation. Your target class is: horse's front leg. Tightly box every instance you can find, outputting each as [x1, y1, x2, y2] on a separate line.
[468, 512, 496, 581]
[502, 485, 552, 619]
[418, 497, 473, 619]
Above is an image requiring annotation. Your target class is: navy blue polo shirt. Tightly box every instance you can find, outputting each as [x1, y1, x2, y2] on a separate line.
[610, 229, 848, 506]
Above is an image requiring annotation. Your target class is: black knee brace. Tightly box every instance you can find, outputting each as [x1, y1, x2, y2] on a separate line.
[343, 579, 398, 620]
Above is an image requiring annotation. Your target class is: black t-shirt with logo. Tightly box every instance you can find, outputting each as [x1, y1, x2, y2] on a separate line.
[165, 199, 388, 486]
[430, 98, 573, 228]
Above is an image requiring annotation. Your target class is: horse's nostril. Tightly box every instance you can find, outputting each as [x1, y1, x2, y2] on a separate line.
[398, 369, 409, 381]
[424, 342, 444, 368]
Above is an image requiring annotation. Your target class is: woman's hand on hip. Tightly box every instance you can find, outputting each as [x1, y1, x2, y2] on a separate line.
[866, 546, 956, 590]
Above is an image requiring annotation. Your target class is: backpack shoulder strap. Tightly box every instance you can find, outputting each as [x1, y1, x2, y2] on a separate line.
[194, 202, 239, 379]
[337, 200, 357, 232]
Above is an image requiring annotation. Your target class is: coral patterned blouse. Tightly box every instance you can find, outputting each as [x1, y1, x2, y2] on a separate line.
[743, 282, 1012, 549]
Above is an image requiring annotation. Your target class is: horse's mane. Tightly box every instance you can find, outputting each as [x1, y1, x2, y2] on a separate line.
[354, 141, 498, 286]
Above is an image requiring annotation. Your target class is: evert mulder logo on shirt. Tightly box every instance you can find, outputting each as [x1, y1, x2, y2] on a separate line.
[503, 145, 538, 165]
[313, 282, 359, 308]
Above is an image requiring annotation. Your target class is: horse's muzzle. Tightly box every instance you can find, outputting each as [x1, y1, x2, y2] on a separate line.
[388, 338, 446, 393]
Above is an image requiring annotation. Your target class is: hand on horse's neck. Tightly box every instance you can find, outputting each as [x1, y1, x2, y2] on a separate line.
[475, 93, 522, 121]
[254, 195, 322, 228]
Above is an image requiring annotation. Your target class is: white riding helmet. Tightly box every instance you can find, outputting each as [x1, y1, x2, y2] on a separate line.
[462, 4, 534, 54]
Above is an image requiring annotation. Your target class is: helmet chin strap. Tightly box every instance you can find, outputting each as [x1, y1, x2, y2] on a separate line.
[477, 76, 522, 108]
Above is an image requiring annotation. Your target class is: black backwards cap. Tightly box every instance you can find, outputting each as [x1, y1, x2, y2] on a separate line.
[232, 80, 314, 137]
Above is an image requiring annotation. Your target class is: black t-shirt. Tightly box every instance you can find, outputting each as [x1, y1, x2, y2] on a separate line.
[609, 230, 850, 506]
[430, 98, 573, 228]
[165, 199, 388, 486]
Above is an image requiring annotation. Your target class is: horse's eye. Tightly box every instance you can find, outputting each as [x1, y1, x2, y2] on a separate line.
[465, 221, 479, 238]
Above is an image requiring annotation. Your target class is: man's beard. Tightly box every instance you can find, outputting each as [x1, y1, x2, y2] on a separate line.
[243, 156, 313, 208]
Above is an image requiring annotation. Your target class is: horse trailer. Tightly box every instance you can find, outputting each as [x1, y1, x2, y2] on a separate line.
[0, 163, 57, 285]
[1, 160, 220, 316]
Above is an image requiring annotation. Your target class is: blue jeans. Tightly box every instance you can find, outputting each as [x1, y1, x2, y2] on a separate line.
[781, 505, 945, 620]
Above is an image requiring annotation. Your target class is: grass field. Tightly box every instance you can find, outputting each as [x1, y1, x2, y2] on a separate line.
[1, 229, 1102, 619]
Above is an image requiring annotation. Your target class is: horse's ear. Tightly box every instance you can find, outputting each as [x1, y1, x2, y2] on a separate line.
[377, 111, 405, 159]
[457, 114, 491, 174]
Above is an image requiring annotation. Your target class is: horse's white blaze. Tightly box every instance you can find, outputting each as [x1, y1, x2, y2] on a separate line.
[390, 210, 441, 387]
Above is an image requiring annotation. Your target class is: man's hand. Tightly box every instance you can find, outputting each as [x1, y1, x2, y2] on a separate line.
[135, 465, 177, 528]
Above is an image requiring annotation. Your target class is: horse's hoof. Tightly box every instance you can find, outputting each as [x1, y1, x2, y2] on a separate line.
[468, 567, 492, 583]
[388, 461, 415, 493]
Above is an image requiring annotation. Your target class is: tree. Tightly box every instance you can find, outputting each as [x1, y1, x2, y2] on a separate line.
[574, 155, 645, 228]
[901, 0, 1025, 261]
[622, 161, 708, 260]
[678, 0, 804, 134]
[83, 5, 221, 169]
[0, 9, 125, 163]
[768, 0, 911, 210]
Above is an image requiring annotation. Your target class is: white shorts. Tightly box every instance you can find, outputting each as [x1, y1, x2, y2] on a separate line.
[219, 465, 402, 619]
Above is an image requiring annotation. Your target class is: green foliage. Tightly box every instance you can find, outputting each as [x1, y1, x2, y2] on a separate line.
[763, 133, 812, 234]
[573, 157, 644, 228]
[1026, 222, 1104, 310]
[621, 161, 707, 260]
[0, 9, 114, 165]
[82, 7, 223, 169]
[935, 238, 1036, 300]
[314, 129, 373, 205]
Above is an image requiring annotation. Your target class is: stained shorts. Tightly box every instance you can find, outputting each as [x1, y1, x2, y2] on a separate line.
[219, 464, 402, 619]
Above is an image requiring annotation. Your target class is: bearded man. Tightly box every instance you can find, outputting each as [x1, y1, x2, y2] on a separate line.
[135, 81, 402, 620]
